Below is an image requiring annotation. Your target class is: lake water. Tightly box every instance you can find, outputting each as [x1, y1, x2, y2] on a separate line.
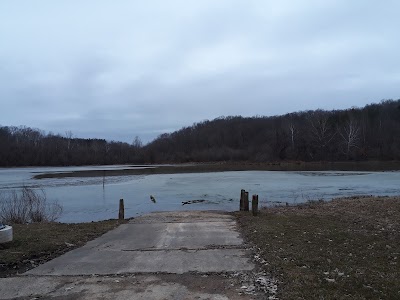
[0, 166, 399, 223]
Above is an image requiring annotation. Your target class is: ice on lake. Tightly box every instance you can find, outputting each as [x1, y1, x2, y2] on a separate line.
[0, 166, 399, 222]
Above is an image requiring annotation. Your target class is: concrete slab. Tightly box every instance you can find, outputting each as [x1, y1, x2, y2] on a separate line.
[82, 221, 242, 251]
[27, 248, 253, 275]
[1, 211, 261, 299]
[130, 210, 235, 224]
[0, 274, 257, 300]
[26, 211, 253, 276]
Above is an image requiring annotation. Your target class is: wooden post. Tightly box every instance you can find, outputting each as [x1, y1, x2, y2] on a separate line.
[119, 199, 124, 220]
[240, 189, 245, 211]
[252, 194, 259, 216]
[244, 191, 249, 211]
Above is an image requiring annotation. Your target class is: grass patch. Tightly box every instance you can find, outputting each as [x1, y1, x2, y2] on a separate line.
[0, 219, 126, 277]
[236, 196, 400, 299]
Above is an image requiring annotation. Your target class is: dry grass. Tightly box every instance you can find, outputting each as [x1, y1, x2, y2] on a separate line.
[0, 187, 62, 224]
[0, 219, 126, 277]
[236, 196, 400, 299]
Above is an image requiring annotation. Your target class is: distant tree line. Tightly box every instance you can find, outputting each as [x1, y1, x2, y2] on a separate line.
[0, 127, 144, 166]
[0, 99, 399, 166]
[144, 99, 400, 163]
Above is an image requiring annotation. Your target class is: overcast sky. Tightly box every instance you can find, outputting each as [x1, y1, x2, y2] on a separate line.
[1, 1, 399, 143]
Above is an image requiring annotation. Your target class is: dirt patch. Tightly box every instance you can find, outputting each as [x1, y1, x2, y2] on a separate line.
[33, 161, 400, 179]
[1, 273, 265, 300]
[236, 196, 400, 299]
[0, 219, 126, 277]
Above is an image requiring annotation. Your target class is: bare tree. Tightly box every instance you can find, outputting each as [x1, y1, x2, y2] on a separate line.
[288, 122, 296, 149]
[307, 110, 336, 149]
[132, 136, 143, 148]
[65, 130, 74, 151]
[338, 119, 360, 158]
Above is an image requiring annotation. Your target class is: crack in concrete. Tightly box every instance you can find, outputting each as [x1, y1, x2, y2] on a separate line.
[130, 220, 236, 224]
[18, 270, 255, 278]
[120, 245, 246, 252]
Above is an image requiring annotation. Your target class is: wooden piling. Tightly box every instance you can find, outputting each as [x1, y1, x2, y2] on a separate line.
[244, 191, 249, 211]
[252, 194, 259, 216]
[119, 198, 125, 220]
[240, 189, 245, 211]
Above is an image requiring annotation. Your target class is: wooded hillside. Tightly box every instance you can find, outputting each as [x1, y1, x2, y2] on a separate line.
[144, 99, 400, 163]
[1, 99, 399, 166]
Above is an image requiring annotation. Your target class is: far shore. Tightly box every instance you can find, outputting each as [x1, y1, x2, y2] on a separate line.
[33, 161, 400, 179]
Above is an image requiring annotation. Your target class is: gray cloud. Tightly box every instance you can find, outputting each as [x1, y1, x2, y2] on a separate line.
[1, 0, 399, 143]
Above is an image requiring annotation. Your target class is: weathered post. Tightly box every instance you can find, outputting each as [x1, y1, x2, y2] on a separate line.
[119, 199, 125, 220]
[252, 194, 259, 216]
[244, 191, 249, 211]
[240, 189, 245, 211]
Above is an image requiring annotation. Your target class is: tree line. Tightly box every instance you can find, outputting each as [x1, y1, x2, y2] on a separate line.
[0, 128, 143, 166]
[1, 99, 399, 166]
[144, 99, 400, 163]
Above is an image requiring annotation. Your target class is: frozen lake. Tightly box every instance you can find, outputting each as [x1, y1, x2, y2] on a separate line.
[0, 166, 399, 222]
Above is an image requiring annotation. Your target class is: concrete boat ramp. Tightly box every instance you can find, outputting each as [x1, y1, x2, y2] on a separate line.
[0, 211, 267, 299]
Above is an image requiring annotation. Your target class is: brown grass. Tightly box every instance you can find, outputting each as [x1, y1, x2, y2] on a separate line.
[236, 196, 400, 299]
[0, 187, 62, 224]
[0, 219, 126, 277]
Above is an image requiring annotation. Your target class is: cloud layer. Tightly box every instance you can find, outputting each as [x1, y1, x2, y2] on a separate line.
[1, 1, 399, 142]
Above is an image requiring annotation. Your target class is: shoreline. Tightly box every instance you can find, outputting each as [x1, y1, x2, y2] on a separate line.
[33, 161, 400, 179]
[1, 195, 399, 298]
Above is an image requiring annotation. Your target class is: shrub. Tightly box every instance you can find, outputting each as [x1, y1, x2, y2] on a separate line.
[0, 187, 62, 224]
